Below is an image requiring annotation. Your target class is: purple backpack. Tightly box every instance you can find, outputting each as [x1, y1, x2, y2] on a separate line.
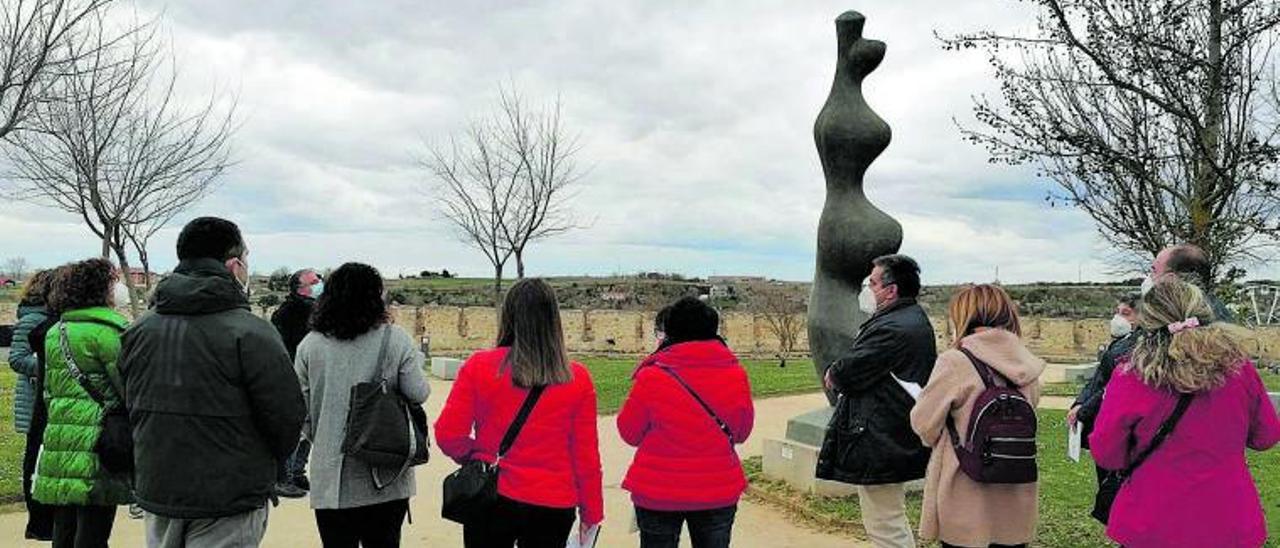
[946, 348, 1038, 484]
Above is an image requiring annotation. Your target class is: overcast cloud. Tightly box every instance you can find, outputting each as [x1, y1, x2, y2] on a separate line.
[3, 0, 1263, 284]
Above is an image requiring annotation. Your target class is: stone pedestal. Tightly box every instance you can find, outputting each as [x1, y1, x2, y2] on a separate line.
[431, 357, 463, 380]
[1041, 362, 1098, 384]
[762, 406, 922, 497]
[1270, 392, 1279, 413]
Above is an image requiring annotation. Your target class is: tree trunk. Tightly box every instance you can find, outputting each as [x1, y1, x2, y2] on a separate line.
[138, 248, 153, 293]
[1194, 0, 1225, 283]
[515, 249, 526, 279]
[109, 242, 141, 319]
[493, 262, 505, 308]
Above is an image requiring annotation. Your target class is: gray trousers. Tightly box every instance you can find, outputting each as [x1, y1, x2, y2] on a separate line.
[146, 506, 270, 548]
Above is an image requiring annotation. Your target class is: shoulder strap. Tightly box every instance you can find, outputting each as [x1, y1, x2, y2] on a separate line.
[57, 322, 112, 408]
[1124, 393, 1194, 476]
[660, 367, 734, 443]
[369, 325, 395, 385]
[497, 385, 546, 459]
[946, 348, 1013, 449]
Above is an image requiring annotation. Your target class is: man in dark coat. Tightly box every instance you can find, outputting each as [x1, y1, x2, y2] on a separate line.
[118, 217, 305, 548]
[817, 254, 936, 548]
[269, 268, 321, 496]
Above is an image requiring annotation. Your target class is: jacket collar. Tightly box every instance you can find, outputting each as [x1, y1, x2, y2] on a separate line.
[646, 340, 740, 369]
[60, 306, 129, 330]
[863, 297, 918, 326]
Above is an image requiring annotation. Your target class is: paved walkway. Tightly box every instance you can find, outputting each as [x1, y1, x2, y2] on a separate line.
[1, 384, 865, 547]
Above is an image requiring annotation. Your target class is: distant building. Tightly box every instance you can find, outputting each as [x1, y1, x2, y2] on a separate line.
[708, 276, 765, 284]
[128, 268, 158, 287]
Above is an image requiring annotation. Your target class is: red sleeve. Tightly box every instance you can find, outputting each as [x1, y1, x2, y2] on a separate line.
[1088, 367, 1144, 471]
[729, 368, 754, 445]
[1244, 362, 1280, 451]
[434, 353, 480, 464]
[571, 366, 604, 525]
[616, 371, 652, 448]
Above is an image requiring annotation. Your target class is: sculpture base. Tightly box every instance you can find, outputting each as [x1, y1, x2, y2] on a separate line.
[762, 407, 922, 497]
[430, 357, 462, 380]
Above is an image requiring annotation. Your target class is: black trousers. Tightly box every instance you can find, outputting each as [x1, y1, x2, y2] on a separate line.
[636, 505, 738, 548]
[51, 505, 117, 548]
[463, 495, 576, 548]
[23, 424, 54, 539]
[315, 498, 410, 548]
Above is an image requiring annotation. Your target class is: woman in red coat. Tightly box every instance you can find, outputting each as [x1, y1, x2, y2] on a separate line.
[617, 297, 755, 548]
[435, 279, 603, 547]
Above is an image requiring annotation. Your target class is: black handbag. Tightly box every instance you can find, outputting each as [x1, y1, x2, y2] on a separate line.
[341, 327, 430, 489]
[1091, 393, 1193, 524]
[58, 322, 133, 475]
[441, 385, 545, 525]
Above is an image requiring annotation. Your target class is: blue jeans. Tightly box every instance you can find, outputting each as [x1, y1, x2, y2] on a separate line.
[635, 505, 737, 548]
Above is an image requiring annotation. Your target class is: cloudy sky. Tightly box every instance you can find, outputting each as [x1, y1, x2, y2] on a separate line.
[2, 0, 1266, 284]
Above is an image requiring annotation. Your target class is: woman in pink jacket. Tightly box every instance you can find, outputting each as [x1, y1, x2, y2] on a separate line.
[1090, 278, 1280, 547]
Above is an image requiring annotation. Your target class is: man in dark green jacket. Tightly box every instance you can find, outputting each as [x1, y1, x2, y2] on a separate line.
[119, 217, 305, 547]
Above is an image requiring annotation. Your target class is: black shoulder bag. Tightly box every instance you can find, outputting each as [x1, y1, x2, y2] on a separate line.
[341, 327, 430, 489]
[58, 322, 133, 475]
[1091, 393, 1193, 524]
[441, 384, 545, 525]
[660, 367, 735, 445]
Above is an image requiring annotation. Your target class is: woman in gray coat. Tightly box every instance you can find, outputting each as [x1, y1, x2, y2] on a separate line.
[295, 263, 429, 548]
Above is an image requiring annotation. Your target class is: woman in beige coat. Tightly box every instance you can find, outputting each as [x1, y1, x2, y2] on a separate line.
[910, 284, 1044, 548]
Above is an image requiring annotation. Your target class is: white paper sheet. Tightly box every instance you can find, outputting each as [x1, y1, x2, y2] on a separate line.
[1068, 423, 1082, 463]
[891, 372, 923, 400]
[566, 523, 602, 548]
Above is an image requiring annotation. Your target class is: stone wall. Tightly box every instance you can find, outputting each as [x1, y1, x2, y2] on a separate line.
[8, 301, 1280, 364]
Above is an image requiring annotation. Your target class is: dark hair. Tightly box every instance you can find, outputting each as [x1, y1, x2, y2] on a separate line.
[310, 263, 387, 340]
[1118, 292, 1142, 310]
[496, 278, 571, 388]
[658, 297, 723, 349]
[654, 305, 673, 334]
[48, 258, 115, 313]
[873, 254, 922, 298]
[1165, 244, 1213, 289]
[19, 270, 54, 307]
[289, 269, 317, 295]
[177, 217, 246, 262]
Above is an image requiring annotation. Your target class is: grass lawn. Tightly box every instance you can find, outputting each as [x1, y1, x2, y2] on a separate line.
[745, 408, 1280, 547]
[578, 356, 821, 414]
[0, 367, 24, 504]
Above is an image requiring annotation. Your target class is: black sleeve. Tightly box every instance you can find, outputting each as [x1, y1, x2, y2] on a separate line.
[1077, 345, 1122, 423]
[240, 322, 307, 460]
[828, 324, 906, 394]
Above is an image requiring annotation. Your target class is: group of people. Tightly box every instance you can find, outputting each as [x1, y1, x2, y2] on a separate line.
[817, 248, 1280, 548]
[9, 216, 760, 548]
[8, 215, 1280, 548]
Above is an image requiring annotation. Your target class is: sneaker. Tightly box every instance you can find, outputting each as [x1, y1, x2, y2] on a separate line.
[273, 482, 307, 499]
[291, 475, 310, 492]
[128, 504, 144, 520]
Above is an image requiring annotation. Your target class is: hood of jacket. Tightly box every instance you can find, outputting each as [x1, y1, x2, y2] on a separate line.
[958, 328, 1045, 387]
[153, 258, 249, 316]
[17, 304, 47, 319]
[644, 340, 739, 370]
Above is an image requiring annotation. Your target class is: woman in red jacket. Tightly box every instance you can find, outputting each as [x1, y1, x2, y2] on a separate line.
[434, 278, 603, 548]
[617, 297, 755, 548]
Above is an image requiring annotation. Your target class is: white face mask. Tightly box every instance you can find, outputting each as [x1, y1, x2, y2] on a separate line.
[1140, 275, 1155, 296]
[858, 285, 878, 314]
[113, 281, 131, 307]
[1109, 315, 1133, 338]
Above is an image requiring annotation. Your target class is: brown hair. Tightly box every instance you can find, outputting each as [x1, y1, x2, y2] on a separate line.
[18, 270, 54, 307]
[48, 258, 116, 314]
[496, 278, 572, 388]
[1130, 277, 1246, 392]
[948, 284, 1022, 348]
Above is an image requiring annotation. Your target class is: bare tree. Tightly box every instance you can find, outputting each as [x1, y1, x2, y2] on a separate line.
[750, 282, 807, 367]
[422, 119, 518, 306]
[0, 0, 122, 140]
[2, 256, 30, 280]
[493, 87, 584, 278]
[421, 85, 585, 305]
[4, 12, 235, 314]
[945, 0, 1280, 284]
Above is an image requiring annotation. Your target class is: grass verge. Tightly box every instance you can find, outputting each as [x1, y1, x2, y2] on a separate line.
[745, 409, 1280, 547]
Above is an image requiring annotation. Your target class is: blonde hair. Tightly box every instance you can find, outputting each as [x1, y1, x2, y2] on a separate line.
[948, 284, 1022, 348]
[1130, 277, 1247, 392]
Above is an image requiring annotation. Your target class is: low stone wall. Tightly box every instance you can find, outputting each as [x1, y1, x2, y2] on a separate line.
[8, 301, 1280, 364]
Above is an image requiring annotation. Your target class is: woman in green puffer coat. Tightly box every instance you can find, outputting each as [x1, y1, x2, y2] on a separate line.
[34, 258, 131, 548]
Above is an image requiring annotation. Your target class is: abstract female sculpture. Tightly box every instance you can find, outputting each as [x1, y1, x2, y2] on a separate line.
[809, 11, 903, 405]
